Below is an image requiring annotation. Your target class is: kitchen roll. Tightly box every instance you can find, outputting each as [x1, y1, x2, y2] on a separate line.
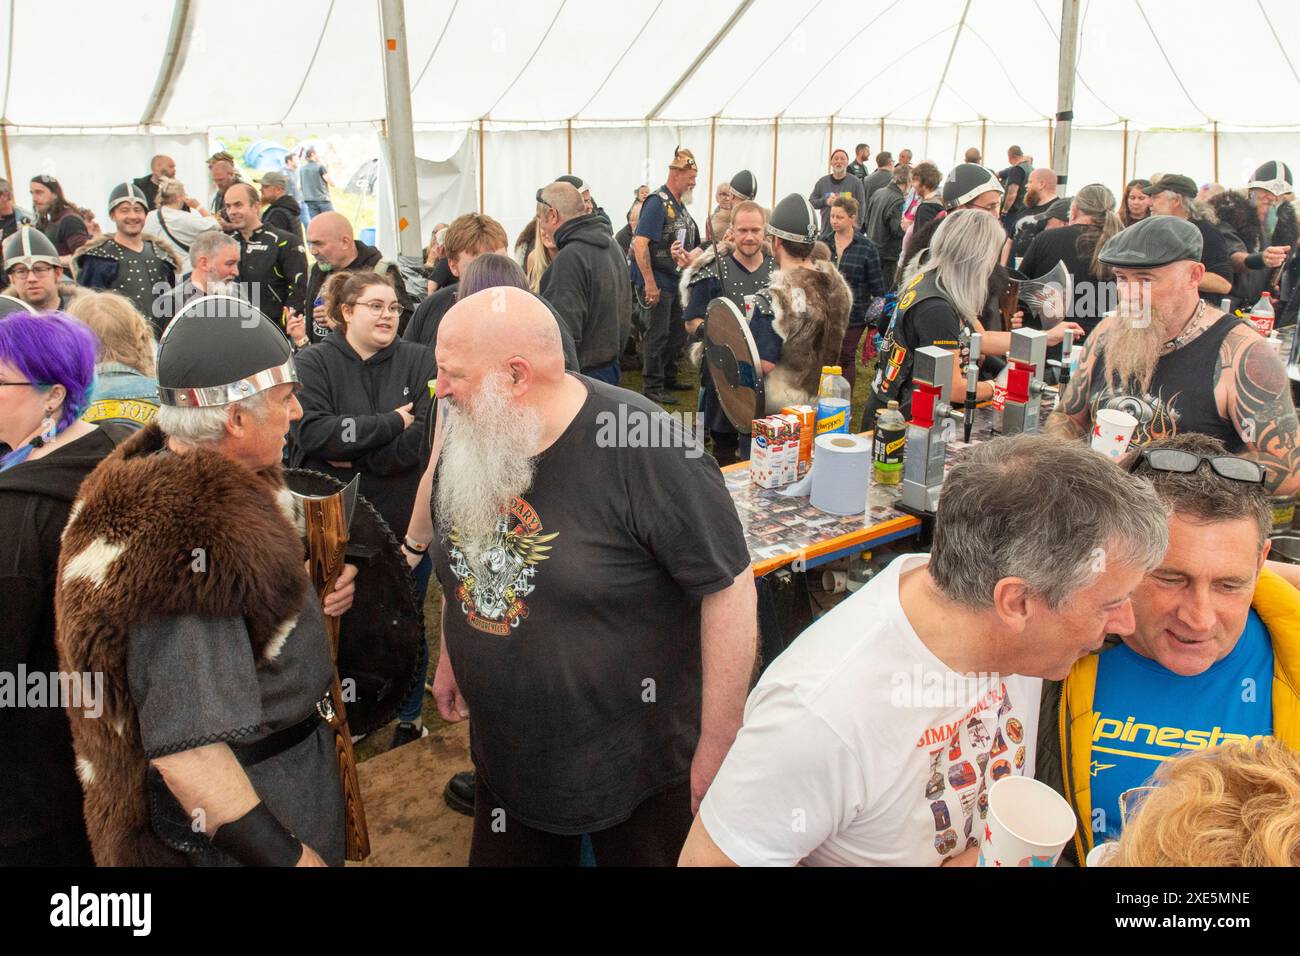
[809, 433, 873, 516]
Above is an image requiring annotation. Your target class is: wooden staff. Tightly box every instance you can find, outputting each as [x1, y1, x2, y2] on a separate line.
[302, 481, 370, 861]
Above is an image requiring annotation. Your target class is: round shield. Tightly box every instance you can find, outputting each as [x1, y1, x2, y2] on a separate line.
[703, 297, 765, 434]
[0, 294, 37, 319]
[285, 469, 425, 735]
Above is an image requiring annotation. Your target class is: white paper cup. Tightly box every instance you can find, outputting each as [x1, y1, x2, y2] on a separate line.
[1085, 841, 1120, 868]
[1091, 409, 1138, 460]
[977, 776, 1077, 867]
[821, 569, 847, 593]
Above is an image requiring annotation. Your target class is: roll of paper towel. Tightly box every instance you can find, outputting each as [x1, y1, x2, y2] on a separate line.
[809, 433, 872, 516]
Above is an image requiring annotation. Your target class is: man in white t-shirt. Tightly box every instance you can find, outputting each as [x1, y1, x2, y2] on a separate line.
[680, 434, 1170, 867]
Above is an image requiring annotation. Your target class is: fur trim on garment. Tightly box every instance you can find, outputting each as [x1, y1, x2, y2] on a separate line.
[54, 424, 310, 866]
[761, 260, 852, 412]
[0, 279, 87, 308]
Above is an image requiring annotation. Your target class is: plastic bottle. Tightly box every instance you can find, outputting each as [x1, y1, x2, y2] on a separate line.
[1250, 292, 1275, 335]
[815, 366, 852, 436]
[1219, 297, 1232, 314]
[872, 401, 907, 485]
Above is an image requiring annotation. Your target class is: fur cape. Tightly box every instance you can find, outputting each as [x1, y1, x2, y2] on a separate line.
[760, 260, 852, 412]
[683, 246, 850, 412]
[54, 424, 310, 866]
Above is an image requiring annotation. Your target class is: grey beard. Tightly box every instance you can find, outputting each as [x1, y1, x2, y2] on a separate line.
[1103, 309, 1162, 394]
[435, 374, 543, 563]
[681, 187, 695, 207]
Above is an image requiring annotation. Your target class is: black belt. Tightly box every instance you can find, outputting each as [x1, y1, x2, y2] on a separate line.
[229, 694, 331, 766]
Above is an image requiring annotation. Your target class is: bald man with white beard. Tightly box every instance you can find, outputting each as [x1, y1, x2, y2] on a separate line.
[425, 287, 757, 866]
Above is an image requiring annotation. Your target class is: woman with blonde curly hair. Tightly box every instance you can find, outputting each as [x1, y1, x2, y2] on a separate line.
[1109, 739, 1300, 866]
[67, 291, 160, 429]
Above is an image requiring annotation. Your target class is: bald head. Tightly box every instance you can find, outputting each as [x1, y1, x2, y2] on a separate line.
[1026, 167, 1058, 206]
[151, 154, 176, 179]
[306, 211, 359, 269]
[438, 286, 564, 380]
[539, 182, 585, 223]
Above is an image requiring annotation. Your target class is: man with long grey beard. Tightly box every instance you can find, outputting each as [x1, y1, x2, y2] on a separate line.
[428, 286, 757, 866]
[1048, 215, 1300, 496]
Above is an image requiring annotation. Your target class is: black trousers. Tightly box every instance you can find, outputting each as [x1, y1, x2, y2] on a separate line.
[468, 775, 692, 867]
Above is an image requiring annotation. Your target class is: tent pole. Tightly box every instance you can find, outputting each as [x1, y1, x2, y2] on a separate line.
[1047, 119, 1054, 165]
[1051, 0, 1080, 187]
[772, 117, 780, 208]
[478, 119, 485, 213]
[980, 118, 986, 163]
[0, 123, 11, 186]
[828, 115, 834, 161]
[567, 119, 573, 175]
[1121, 120, 1128, 192]
[378, 0, 422, 258]
[708, 115, 717, 210]
[878, 117, 884, 153]
[1213, 121, 1219, 183]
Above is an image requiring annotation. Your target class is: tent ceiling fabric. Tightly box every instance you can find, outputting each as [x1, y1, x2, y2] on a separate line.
[3, 0, 1299, 130]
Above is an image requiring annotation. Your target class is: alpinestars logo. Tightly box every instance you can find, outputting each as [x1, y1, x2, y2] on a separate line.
[448, 496, 557, 635]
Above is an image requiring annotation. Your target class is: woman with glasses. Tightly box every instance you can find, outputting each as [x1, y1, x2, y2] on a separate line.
[0, 312, 131, 864]
[289, 271, 437, 536]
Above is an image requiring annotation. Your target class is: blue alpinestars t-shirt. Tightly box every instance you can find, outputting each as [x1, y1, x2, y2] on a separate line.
[1089, 610, 1273, 842]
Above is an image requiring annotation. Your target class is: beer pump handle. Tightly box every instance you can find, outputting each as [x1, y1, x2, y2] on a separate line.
[963, 332, 981, 443]
[1058, 328, 1074, 387]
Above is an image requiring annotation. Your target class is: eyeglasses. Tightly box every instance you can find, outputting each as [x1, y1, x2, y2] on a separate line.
[1118, 786, 1156, 830]
[1129, 448, 1265, 484]
[7, 264, 55, 279]
[0, 381, 34, 387]
[357, 300, 402, 318]
[971, 199, 1001, 213]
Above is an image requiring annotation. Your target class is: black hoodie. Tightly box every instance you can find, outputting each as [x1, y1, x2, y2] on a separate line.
[539, 213, 632, 371]
[289, 331, 436, 535]
[0, 425, 128, 853]
[263, 194, 304, 238]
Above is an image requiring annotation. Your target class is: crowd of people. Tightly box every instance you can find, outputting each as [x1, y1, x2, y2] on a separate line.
[2, 135, 1300, 869]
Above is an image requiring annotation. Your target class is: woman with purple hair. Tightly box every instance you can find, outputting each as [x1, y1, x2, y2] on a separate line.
[0, 311, 129, 864]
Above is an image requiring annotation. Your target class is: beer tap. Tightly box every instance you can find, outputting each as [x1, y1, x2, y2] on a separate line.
[1047, 327, 1074, 389]
[902, 347, 964, 513]
[1003, 328, 1057, 435]
[963, 331, 981, 444]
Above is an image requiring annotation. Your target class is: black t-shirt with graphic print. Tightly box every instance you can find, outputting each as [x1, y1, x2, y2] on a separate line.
[431, 375, 750, 834]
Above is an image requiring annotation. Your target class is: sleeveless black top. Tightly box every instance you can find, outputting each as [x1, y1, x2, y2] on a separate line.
[1087, 312, 1245, 451]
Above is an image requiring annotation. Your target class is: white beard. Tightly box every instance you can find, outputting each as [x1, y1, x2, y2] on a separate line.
[435, 372, 544, 563]
[681, 187, 695, 208]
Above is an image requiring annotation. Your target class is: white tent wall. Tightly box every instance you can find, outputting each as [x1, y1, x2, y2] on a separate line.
[2, 132, 210, 227]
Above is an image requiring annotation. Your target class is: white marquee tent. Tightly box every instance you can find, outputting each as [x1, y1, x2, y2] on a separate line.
[4, 0, 1300, 251]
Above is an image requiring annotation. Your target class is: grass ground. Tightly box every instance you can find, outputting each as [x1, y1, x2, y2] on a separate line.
[353, 331, 879, 762]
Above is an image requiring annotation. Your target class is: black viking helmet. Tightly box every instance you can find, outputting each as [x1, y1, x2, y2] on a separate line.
[2, 225, 60, 270]
[941, 163, 1004, 209]
[767, 193, 819, 244]
[156, 295, 297, 408]
[107, 180, 150, 213]
[728, 170, 758, 202]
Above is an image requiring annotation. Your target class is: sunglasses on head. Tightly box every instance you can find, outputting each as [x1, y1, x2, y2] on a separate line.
[535, 188, 554, 210]
[1128, 448, 1265, 484]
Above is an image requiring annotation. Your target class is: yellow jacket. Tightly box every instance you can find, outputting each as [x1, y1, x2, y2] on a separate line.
[1057, 567, 1300, 864]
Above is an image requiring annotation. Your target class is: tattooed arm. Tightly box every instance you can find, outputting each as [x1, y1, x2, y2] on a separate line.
[1218, 326, 1300, 495]
[1046, 320, 1108, 440]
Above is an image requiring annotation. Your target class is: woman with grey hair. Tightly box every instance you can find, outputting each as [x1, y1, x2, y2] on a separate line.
[865, 210, 1081, 426]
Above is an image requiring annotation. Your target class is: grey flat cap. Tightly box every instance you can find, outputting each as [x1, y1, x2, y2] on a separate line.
[1099, 215, 1203, 269]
